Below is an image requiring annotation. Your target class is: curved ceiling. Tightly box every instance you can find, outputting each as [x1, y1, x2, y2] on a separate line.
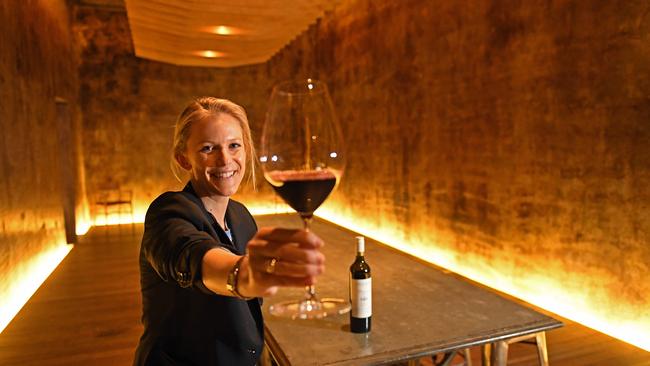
[124, 0, 338, 68]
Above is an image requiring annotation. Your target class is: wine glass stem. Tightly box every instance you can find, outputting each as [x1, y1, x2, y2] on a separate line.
[301, 215, 317, 301]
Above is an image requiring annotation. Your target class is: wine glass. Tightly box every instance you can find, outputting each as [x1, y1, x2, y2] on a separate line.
[260, 79, 350, 319]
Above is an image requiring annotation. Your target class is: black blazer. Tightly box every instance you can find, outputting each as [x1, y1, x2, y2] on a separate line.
[134, 183, 263, 366]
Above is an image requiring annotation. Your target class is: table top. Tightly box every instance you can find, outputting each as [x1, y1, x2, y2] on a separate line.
[254, 214, 562, 366]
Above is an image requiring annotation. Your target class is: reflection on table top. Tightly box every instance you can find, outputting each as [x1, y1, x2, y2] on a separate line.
[254, 214, 562, 366]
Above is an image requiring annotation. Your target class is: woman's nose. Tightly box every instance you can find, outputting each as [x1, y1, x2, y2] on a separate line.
[214, 148, 231, 166]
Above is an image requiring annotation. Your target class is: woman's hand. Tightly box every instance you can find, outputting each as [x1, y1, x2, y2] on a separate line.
[238, 227, 326, 298]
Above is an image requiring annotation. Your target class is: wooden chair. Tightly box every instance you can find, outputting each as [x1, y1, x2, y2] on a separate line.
[431, 348, 473, 366]
[95, 187, 135, 234]
[481, 332, 548, 366]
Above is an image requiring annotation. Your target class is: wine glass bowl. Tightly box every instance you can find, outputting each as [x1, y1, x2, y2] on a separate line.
[260, 79, 350, 319]
[264, 169, 337, 218]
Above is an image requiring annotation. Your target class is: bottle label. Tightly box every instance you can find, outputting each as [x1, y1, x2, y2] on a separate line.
[350, 278, 372, 318]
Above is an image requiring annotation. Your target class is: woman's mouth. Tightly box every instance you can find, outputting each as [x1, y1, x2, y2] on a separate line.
[211, 171, 236, 179]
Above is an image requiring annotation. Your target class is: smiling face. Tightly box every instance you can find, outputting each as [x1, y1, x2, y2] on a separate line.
[177, 113, 246, 200]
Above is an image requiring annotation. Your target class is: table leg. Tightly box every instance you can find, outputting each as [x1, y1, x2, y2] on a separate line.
[462, 348, 473, 366]
[535, 332, 549, 366]
[432, 351, 456, 366]
[260, 344, 277, 366]
[481, 343, 493, 366]
[493, 341, 509, 366]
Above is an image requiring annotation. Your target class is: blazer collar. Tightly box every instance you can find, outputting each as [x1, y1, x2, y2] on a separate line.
[183, 182, 246, 254]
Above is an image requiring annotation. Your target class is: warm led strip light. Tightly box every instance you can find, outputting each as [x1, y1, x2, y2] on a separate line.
[63, 197, 650, 352]
[75, 220, 91, 236]
[0, 243, 73, 334]
[315, 205, 650, 353]
[91, 212, 145, 227]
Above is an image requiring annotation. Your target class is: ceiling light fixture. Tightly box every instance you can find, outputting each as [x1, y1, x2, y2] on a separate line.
[203, 25, 244, 36]
[196, 50, 224, 58]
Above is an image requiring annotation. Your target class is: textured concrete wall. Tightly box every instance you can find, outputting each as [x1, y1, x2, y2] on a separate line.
[0, 0, 81, 310]
[266, 0, 650, 341]
[73, 7, 275, 218]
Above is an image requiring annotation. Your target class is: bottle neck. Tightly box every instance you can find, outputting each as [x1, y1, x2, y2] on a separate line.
[356, 251, 365, 258]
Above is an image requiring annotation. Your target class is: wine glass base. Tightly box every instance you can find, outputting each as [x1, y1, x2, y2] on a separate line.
[269, 298, 351, 320]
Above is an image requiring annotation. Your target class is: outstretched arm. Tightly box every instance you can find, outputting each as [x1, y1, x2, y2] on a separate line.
[201, 227, 326, 298]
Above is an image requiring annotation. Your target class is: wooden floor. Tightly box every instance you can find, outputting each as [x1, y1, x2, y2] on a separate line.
[0, 221, 648, 366]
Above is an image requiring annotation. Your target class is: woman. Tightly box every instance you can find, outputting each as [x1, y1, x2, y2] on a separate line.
[134, 97, 325, 365]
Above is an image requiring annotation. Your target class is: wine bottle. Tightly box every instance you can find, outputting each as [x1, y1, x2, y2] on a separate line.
[349, 236, 371, 333]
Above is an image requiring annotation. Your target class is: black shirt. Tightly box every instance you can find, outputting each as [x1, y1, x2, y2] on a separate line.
[134, 183, 263, 366]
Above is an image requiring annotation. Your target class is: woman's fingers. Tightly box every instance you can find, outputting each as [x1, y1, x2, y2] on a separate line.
[248, 241, 325, 265]
[244, 256, 318, 295]
[244, 227, 327, 293]
[254, 227, 324, 249]
[249, 255, 324, 277]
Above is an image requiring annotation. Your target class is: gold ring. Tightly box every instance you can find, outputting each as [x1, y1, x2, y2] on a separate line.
[266, 257, 278, 274]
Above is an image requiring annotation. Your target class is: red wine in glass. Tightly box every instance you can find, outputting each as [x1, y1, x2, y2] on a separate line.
[266, 170, 336, 218]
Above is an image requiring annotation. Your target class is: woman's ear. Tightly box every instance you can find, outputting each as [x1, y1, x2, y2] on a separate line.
[176, 153, 191, 170]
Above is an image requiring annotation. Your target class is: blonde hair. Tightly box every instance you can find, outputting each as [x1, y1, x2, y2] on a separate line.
[171, 97, 256, 188]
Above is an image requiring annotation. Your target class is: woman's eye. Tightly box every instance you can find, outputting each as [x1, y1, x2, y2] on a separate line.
[200, 145, 213, 153]
[229, 142, 242, 149]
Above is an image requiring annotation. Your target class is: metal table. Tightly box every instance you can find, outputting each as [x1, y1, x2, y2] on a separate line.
[254, 214, 562, 366]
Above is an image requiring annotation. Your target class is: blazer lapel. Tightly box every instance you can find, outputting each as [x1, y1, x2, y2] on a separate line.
[183, 182, 238, 252]
[226, 202, 249, 255]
